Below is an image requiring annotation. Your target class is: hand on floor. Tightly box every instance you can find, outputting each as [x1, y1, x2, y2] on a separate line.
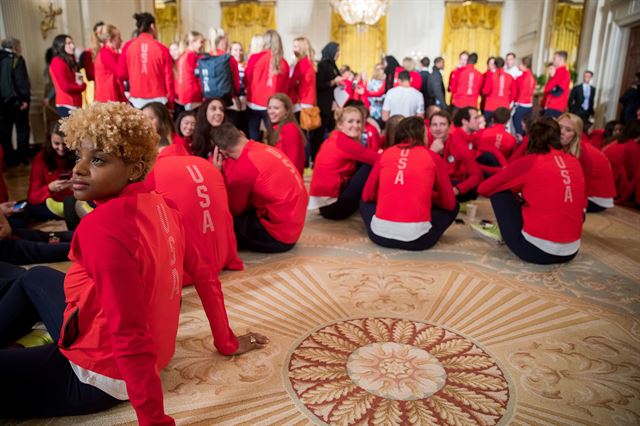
[232, 332, 269, 355]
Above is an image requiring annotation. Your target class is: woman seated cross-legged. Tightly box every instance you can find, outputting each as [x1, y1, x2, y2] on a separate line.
[360, 116, 459, 250]
[308, 106, 380, 220]
[472, 117, 586, 265]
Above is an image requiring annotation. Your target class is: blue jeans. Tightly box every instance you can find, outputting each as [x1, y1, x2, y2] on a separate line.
[512, 105, 532, 137]
[247, 108, 270, 141]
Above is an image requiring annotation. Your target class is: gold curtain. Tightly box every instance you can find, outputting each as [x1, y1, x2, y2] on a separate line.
[441, 2, 502, 99]
[550, 2, 583, 69]
[221, 1, 276, 53]
[331, 12, 387, 78]
[154, 0, 181, 46]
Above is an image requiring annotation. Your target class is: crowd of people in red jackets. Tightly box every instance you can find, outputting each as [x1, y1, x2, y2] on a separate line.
[0, 10, 639, 424]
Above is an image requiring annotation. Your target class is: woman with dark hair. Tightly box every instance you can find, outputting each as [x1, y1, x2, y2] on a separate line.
[311, 42, 342, 162]
[141, 102, 176, 148]
[49, 34, 85, 117]
[174, 110, 197, 154]
[603, 120, 640, 204]
[192, 98, 226, 159]
[383, 55, 400, 92]
[473, 117, 586, 264]
[117, 12, 174, 109]
[360, 116, 458, 250]
[267, 93, 305, 175]
[26, 123, 74, 221]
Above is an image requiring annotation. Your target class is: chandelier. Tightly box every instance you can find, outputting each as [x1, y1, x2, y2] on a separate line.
[331, 0, 390, 26]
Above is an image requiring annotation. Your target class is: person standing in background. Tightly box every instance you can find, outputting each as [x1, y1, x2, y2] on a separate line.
[49, 34, 85, 118]
[569, 70, 596, 127]
[0, 37, 30, 167]
[427, 57, 446, 108]
[419, 57, 430, 107]
[504, 52, 522, 80]
[619, 72, 640, 125]
[93, 25, 126, 103]
[450, 52, 482, 109]
[512, 56, 536, 139]
[542, 51, 571, 117]
[118, 12, 174, 110]
[311, 42, 342, 162]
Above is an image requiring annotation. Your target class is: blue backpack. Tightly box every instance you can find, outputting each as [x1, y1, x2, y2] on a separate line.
[195, 54, 233, 99]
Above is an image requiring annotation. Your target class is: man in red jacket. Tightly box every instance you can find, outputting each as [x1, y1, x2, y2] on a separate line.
[429, 110, 483, 202]
[451, 53, 483, 109]
[448, 51, 468, 95]
[212, 123, 308, 252]
[481, 57, 515, 122]
[543, 51, 571, 117]
[512, 56, 536, 138]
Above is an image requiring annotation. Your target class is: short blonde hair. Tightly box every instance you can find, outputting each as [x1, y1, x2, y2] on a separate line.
[59, 102, 159, 179]
[557, 112, 582, 157]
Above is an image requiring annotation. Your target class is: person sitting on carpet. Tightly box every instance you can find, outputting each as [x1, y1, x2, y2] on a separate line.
[0, 102, 267, 425]
[473, 117, 585, 264]
[212, 122, 308, 253]
[360, 116, 458, 250]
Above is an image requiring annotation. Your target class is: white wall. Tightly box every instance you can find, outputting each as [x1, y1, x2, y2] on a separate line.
[387, 0, 445, 64]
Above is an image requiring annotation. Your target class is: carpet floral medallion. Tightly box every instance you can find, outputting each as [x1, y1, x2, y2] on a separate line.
[285, 318, 511, 425]
[9, 201, 640, 426]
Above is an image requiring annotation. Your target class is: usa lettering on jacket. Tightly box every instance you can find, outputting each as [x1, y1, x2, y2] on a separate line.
[554, 155, 574, 202]
[394, 148, 410, 185]
[156, 202, 180, 298]
[140, 43, 148, 74]
[186, 164, 215, 233]
[265, 146, 305, 190]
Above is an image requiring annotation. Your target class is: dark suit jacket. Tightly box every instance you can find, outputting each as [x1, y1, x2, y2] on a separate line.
[569, 83, 595, 116]
[427, 67, 446, 107]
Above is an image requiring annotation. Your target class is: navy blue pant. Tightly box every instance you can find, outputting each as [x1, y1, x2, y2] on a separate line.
[0, 266, 120, 418]
[55, 106, 72, 118]
[0, 104, 30, 166]
[247, 108, 270, 141]
[0, 238, 70, 265]
[360, 201, 459, 250]
[319, 165, 372, 220]
[233, 210, 295, 253]
[512, 105, 532, 137]
[586, 200, 607, 213]
[476, 152, 502, 179]
[490, 191, 577, 264]
[543, 108, 563, 118]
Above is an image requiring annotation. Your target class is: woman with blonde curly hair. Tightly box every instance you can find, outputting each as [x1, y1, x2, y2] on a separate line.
[558, 112, 616, 212]
[0, 102, 267, 423]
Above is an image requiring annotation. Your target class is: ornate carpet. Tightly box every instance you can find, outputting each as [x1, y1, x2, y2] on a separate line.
[10, 200, 640, 425]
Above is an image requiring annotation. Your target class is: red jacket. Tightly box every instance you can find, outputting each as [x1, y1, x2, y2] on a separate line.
[481, 69, 515, 111]
[477, 124, 517, 159]
[49, 56, 86, 107]
[273, 122, 305, 176]
[439, 130, 483, 194]
[27, 151, 73, 204]
[515, 68, 536, 105]
[310, 131, 380, 198]
[393, 67, 422, 91]
[509, 135, 529, 163]
[175, 50, 202, 105]
[602, 141, 634, 202]
[59, 182, 220, 426]
[451, 64, 483, 108]
[289, 56, 316, 106]
[362, 144, 456, 223]
[543, 65, 570, 112]
[94, 45, 126, 103]
[579, 140, 616, 200]
[223, 141, 308, 244]
[244, 50, 289, 108]
[587, 129, 605, 150]
[365, 123, 382, 151]
[147, 150, 244, 274]
[120, 33, 175, 103]
[478, 150, 585, 242]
